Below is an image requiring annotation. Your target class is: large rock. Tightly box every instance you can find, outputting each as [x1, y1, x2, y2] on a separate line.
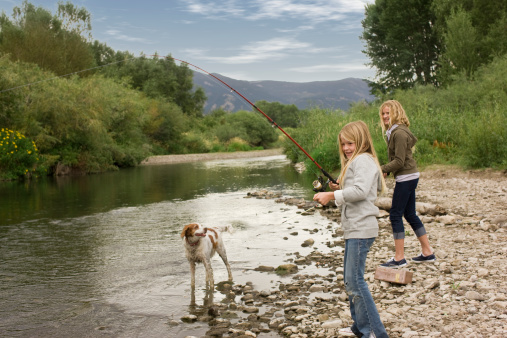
[276, 264, 298, 275]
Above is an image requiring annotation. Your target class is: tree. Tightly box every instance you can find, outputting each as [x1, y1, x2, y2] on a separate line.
[432, 0, 507, 83]
[95, 53, 206, 117]
[0, 1, 94, 76]
[361, 0, 440, 94]
[254, 101, 300, 128]
[214, 111, 278, 148]
[439, 8, 480, 79]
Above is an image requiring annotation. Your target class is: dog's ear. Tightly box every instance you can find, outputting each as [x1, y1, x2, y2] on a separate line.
[181, 223, 198, 238]
[181, 224, 191, 238]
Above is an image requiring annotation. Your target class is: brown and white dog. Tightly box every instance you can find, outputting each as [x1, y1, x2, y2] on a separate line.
[181, 223, 233, 289]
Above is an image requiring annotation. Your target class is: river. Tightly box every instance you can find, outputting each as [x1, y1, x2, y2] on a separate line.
[0, 154, 338, 337]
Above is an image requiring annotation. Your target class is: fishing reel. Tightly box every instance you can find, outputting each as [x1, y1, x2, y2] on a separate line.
[312, 176, 330, 192]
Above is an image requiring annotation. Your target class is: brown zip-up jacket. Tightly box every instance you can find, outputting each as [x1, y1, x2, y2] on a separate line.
[381, 124, 418, 178]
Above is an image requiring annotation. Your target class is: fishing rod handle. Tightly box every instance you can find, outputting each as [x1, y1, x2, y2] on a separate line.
[321, 169, 337, 184]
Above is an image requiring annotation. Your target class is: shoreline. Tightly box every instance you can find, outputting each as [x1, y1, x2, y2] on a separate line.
[140, 148, 285, 165]
[178, 168, 507, 337]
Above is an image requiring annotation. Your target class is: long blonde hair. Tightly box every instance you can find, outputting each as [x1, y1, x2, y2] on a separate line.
[379, 100, 410, 133]
[338, 121, 387, 195]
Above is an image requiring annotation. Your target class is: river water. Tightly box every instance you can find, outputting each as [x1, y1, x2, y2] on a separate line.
[0, 154, 339, 337]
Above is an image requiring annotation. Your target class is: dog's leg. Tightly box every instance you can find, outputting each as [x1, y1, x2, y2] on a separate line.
[190, 288, 196, 307]
[190, 261, 196, 290]
[217, 248, 233, 282]
[203, 258, 214, 289]
[204, 288, 214, 308]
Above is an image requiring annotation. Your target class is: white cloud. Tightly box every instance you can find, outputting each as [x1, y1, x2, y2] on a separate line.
[94, 16, 108, 23]
[183, 0, 245, 16]
[289, 62, 370, 73]
[105, 29, 151, 43]
[180, 0, 374, 21]
[183, 37, 311, 64]
[277, 25, 315, 33]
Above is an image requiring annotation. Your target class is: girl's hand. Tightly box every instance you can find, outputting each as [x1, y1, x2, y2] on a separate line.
[313, 192, 335, 206]
[328, 181, 340, 191]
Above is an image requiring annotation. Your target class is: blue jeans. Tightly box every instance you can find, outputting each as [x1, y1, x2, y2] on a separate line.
[344, 238, 388, 338]
[390, 178, 426, 239]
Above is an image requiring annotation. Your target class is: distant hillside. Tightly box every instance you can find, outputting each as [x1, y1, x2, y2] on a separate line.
[192, 72, 376, 114]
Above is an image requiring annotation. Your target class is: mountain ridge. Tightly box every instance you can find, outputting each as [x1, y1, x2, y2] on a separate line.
[192, 72, 376, 114]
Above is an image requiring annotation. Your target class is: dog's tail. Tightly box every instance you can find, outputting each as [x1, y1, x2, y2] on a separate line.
[217, 224, 234, 234]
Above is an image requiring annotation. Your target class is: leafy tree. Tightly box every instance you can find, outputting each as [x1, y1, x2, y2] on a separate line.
[96, 53, 206, 117]
[90, 40, 133, 67]
[143, 100, 189, 153]
[214, 111, 278, 148]
[0, 1, 94, 76]
[201, 108, 228, 129]
[254, 101, 300, 128]
[361, 0, 440, 94]
[439, 8, 481, 79]
[432, 0, 507, 83]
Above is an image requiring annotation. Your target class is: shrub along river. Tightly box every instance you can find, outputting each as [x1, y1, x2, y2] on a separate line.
[0, 154, 340, 337]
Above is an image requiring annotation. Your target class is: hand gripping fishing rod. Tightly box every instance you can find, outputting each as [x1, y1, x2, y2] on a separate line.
[171, 57, 337, 191]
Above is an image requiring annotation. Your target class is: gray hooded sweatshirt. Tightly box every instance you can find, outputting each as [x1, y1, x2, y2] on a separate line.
[334, 153, 381, 239]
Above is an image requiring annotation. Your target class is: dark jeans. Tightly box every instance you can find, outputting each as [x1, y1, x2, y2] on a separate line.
[344, 238, 388, 338]
[390, 178, 426, 239]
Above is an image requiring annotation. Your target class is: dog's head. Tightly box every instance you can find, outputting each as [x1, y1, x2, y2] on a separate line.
[181, 223, 207, 239]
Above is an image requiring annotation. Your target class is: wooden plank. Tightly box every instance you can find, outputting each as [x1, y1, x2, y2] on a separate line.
[374, 266, 413, 284]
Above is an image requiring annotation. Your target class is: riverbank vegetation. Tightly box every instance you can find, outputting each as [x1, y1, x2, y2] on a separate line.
[1, 1, 506, 180]
[286, 55, 507, 177]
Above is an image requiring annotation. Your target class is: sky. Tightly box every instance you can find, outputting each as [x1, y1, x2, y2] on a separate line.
[1, 0, 377, 83]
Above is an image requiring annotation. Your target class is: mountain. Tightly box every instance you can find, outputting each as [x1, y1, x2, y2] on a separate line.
[192, 72, 376, 114]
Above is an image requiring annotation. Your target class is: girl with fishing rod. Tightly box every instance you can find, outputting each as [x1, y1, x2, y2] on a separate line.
[313, 121, 388, 338]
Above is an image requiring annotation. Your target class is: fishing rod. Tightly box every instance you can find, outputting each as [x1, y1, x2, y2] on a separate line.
[169, 57, 337, 191]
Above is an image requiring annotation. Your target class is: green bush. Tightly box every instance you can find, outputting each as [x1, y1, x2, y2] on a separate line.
[460, 107, 507, 168]
[226, 137, 254, 152]
[0, 128, 46, 180]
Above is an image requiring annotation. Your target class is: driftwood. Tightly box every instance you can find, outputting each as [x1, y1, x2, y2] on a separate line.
[375, 197, 446, 216]
[374, 266, 413, 284]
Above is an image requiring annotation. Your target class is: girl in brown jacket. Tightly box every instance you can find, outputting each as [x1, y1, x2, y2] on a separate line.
[378, 100, 435, 268]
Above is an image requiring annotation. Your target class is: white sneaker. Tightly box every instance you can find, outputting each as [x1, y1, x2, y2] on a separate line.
[370, 331, 376, 338]
[338, 327, 356, 337]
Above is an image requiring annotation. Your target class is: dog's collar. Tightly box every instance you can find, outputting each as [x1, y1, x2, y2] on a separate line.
[186, 237, 200, 246]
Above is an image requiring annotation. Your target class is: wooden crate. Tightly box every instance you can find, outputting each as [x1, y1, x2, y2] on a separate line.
[374, 266, 413, 284]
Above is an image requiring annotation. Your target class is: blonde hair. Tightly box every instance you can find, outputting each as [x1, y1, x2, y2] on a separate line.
[379, 100, 410, 133]
[338, 121, 387, 195]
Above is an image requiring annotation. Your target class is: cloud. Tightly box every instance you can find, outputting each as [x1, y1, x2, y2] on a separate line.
[183, 37, 311, 64]
[94, 16, 108, 23]
[181, 0, 373, 21]
[277, 25, 315, 33]
[183, 0, 245, 16]
[289, 62, 370, 73]
[105, 29, 151, 43]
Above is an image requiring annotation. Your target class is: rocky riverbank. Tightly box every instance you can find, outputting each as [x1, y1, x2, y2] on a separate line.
[179, 166, 507, 338]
